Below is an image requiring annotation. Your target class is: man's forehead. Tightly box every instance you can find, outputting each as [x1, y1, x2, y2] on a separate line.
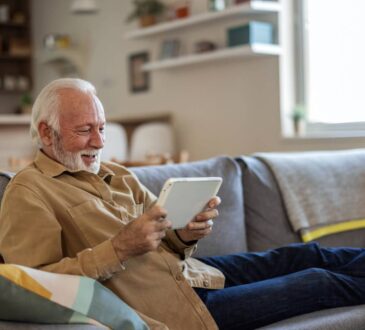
[58, 89, 105, 124]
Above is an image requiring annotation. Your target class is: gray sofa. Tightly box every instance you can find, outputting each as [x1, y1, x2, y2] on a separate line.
[1, 153, 365, 329]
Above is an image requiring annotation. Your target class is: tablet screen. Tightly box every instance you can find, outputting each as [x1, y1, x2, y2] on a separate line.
[157, 177, 222, 229]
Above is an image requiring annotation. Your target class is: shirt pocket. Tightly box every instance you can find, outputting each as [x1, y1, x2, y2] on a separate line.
[67, 199, 124, 246]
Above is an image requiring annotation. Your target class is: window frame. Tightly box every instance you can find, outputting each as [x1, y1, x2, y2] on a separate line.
[294, 0, 365, 137]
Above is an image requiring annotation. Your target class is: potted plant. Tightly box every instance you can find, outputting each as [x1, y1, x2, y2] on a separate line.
[291, 104, 306, 136]
[19, 93, 33, 114]
[126, 0, 166, 27]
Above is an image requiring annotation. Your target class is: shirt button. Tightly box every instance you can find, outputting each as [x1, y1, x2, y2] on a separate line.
[203, 280, 209, 287]
[176, 273, 184, 281]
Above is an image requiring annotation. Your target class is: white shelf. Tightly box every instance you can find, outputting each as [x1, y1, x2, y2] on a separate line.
[142, 44, 281, 71]
[0, 114, 31, 125]
[125, 1, 281, 39]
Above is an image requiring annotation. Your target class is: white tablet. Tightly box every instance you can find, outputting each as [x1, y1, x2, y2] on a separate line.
[156, 177, 222, 229]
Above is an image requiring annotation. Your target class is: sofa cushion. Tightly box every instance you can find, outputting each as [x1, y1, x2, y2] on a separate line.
[132, 156, 247, 257]
[236, 156, 299, 252]
[0, 264, 147, 329]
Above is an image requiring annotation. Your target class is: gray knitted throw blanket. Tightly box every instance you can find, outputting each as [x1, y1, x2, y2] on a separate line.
[255, 149, 365, 241]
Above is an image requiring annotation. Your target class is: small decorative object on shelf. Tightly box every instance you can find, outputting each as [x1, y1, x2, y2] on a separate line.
[43, 34, 71, 50]
[194, 40, 217, 53]
[12, 10, 26, 25]
[9, 38, 31, 56]
[126, 0, 166, 27]
[17, 76, 30, 91]
[208, 0, 228, 12]
[174, 0, 190, 19]
[227, 21, 274, 47]
[0, 4, 9, 23]
[3, 75, 17, 91]
[291, 104, 306, 136]
[160, 39, 181, 59]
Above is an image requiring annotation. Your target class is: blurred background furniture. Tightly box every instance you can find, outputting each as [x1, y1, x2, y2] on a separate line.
[100, 122, 128, 162]
[129, 122, 175, 161]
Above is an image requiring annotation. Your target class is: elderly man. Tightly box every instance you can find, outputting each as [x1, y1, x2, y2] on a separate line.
[2, 78, 365, 330]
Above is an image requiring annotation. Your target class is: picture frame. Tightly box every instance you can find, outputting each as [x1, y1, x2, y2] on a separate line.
[128, 52, 150, 93]
[159, 39, 180, 60]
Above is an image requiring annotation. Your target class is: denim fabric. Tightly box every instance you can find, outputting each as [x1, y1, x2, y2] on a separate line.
[195, 243, 365, 330]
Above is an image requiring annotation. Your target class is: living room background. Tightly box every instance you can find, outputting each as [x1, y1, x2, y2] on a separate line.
[0, 0, 364, 170]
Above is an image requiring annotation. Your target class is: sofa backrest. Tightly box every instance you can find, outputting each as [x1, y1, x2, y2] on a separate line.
[237, 155, 365, 252]
[132, 156, 247, 257]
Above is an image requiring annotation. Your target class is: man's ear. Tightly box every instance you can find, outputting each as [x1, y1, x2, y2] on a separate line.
[38, 122, 53, 146]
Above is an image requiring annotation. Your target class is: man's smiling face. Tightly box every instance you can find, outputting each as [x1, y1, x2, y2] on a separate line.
[46, 88, 106, 174]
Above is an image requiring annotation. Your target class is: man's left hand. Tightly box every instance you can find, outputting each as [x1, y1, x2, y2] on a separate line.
[176, 196, 221, 243]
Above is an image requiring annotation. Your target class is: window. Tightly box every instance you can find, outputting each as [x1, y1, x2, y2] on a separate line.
[296, 0, 365, 134]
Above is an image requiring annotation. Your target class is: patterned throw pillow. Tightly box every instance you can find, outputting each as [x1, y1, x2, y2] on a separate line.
[0, 264, 148, 329]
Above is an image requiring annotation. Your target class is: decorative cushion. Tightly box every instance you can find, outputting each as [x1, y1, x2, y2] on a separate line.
[132, 156, 247, 257]
[0, 264, 148, 329]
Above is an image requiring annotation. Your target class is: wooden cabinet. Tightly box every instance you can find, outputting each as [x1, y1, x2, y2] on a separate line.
[0, 0, 32, 97]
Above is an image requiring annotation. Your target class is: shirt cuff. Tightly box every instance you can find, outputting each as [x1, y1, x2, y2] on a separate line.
[165, 230, 197, 258]
[92, 239, 125, 280]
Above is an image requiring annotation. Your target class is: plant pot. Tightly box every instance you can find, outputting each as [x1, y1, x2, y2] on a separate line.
[20, 105, 32, 114]
[293, 119, 306, 136]
[139, 15, 156, 27]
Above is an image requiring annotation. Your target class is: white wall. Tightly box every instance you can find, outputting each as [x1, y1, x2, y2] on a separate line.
[30, 0, 365, 162]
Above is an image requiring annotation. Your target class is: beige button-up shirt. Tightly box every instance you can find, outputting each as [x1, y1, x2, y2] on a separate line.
[0, 151, 225, 330]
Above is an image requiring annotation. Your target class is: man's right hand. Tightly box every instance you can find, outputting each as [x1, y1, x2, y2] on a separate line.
[111, 205, 171, 263]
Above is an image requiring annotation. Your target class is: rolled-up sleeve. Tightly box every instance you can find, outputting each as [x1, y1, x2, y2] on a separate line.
[0, 184, 124, 281]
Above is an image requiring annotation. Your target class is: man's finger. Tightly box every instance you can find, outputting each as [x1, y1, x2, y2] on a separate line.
[196, 209, 219, 221]
[146, 205, 167, 220]
[187, 220, 213, 231]
[208, 196, 221, 208]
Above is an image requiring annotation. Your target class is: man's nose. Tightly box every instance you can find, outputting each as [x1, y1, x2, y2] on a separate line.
[90, 130, 104, 149]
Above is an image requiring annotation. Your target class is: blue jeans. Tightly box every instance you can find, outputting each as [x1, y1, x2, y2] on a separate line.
[195, 243, 365, 330]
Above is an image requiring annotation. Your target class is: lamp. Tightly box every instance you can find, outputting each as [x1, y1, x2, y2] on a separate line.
[70, 0, 98, 14]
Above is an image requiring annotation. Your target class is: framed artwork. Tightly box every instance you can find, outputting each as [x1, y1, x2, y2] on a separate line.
[159, 39, 180, 60]
[128, 52, 150, 93]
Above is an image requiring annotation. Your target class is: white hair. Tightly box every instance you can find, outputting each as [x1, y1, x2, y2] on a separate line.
[30, 78, 97, 147]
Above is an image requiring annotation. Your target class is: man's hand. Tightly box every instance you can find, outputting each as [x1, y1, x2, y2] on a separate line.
[111, 205, 171, 262]
[176, 196, 221, 243]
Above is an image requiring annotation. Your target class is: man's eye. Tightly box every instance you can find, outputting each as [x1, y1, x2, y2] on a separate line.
[78, 129, 90, 134]
[99, 127, 105, 133]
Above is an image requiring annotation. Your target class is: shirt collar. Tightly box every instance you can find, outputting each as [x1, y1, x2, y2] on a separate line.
[34, 150, 115, 180]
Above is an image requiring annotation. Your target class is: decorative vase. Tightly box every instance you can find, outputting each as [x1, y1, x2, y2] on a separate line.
[139, 15, 156, 27]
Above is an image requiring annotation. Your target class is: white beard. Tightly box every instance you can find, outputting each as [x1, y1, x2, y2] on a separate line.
[52, 131, 101, 174]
